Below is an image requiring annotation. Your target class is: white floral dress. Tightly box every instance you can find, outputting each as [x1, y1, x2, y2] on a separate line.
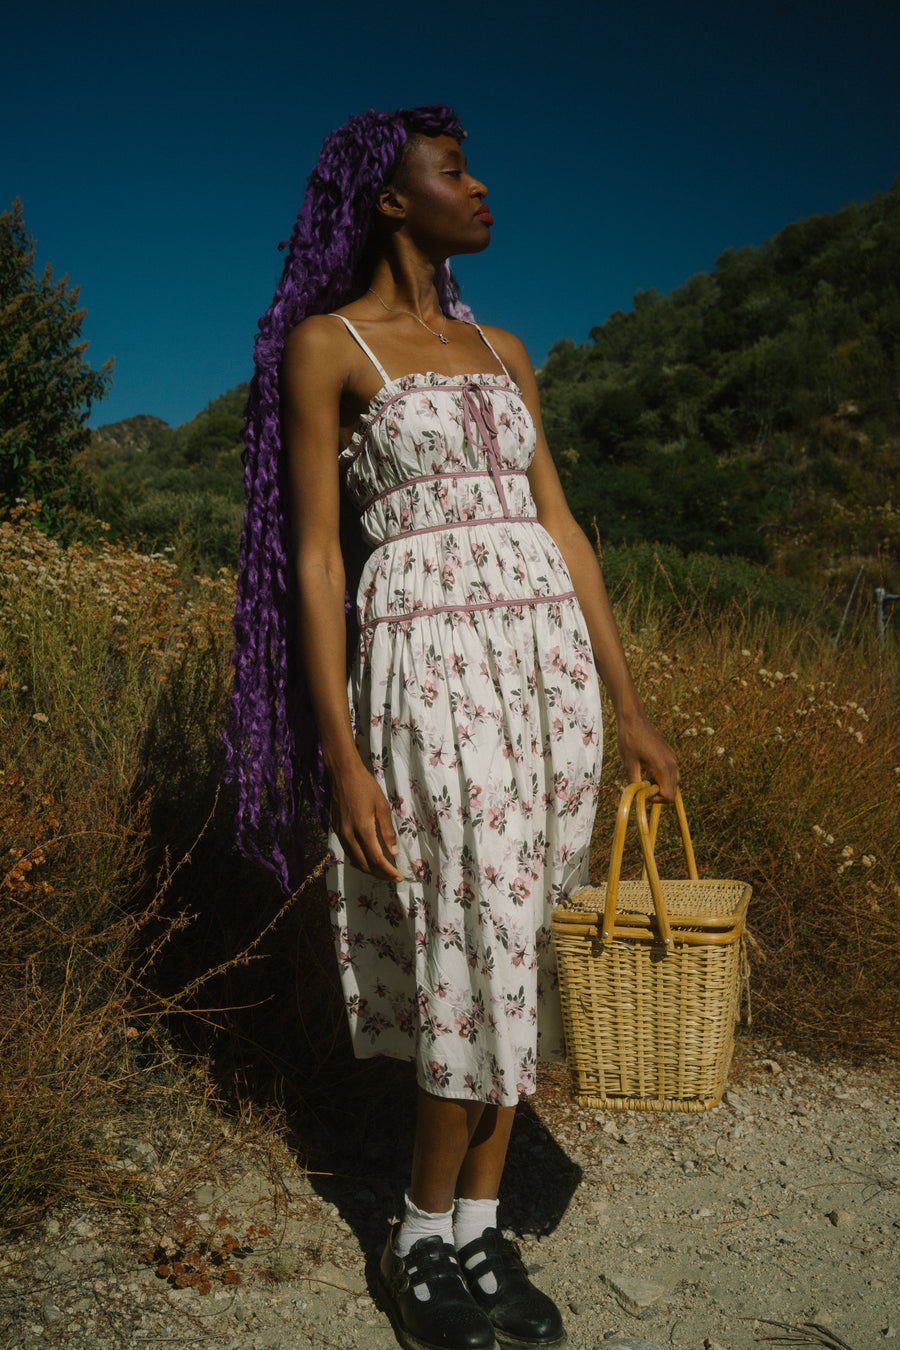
[327, 317, 603, 1106]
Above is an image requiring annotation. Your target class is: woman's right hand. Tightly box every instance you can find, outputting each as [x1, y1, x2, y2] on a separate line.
[328, 760, 404, 882]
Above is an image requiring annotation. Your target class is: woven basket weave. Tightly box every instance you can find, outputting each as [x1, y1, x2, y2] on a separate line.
[551, 782, 751, 1112]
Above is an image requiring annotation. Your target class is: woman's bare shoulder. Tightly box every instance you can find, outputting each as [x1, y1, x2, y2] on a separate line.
[474, 324, 535, 388]
[282, 313, 347, 368]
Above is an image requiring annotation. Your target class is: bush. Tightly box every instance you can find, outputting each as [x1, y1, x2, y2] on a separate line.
[0, 505, 235, 1224]
[599, 538, 832, 629]
[117, 489, 243, 573]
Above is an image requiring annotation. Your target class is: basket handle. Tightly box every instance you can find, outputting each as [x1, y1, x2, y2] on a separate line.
[641, 787, 699, 883]
[600, 783, 698, 947]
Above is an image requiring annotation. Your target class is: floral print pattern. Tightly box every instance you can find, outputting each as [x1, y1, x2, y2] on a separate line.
[329, 357, 602, 1107]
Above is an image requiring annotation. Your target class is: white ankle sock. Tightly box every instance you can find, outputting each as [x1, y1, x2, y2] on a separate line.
[454, 1196, 499, 1294]
[395, 1195, 455, 1300]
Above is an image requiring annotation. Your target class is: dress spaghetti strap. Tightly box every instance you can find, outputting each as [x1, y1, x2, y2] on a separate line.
[468, 321, 512, 379]
[329, 314, 391, 386]
[331, 312, 512, 384]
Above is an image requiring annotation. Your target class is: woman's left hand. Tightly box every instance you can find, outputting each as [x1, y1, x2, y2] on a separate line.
[616, 711, 680, 802]
[492, 331, 681, 806]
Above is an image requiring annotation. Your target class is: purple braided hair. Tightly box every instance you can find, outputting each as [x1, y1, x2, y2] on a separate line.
[224, 104, 472, 887]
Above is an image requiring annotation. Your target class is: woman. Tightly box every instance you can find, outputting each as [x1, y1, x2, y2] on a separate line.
[227, 104, 677, 1350]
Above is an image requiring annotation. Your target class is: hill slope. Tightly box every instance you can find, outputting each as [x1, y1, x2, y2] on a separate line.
[89, 386, 248, 570]
[538, 177, 900, 592]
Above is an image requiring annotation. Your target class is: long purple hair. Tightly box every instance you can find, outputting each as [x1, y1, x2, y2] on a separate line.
[225, 104, 472, 887]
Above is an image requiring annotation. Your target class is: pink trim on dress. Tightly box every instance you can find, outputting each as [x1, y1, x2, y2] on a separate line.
[378, 514, 538, 546]
[342, 379, 518, 468]
[360, 467, 529, 514]
[360, 590, 577, 632]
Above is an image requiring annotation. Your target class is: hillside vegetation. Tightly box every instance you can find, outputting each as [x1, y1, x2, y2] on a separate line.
[538, 178, 900, 594]
[89, 385, 248, 572]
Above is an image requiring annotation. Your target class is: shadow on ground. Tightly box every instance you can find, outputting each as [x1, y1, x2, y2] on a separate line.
[146, 781, 580, 1267]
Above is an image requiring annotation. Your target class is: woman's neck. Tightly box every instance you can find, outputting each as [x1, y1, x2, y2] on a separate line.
[367, 254, 444, 322]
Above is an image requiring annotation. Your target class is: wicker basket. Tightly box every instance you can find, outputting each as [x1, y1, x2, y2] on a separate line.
[551, 782, 751, 1112]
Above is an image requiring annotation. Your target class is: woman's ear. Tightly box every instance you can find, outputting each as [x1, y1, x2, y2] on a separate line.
[375, 183, 406, 221]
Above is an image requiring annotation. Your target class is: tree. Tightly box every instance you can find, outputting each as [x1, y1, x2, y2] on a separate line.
[0, 198, 113, 532]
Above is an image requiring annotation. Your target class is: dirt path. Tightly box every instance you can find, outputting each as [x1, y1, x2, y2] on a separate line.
[1, 1036, 898, 1350]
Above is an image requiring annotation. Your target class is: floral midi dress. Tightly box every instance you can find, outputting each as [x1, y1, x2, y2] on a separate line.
[327, 317, 603, 1107]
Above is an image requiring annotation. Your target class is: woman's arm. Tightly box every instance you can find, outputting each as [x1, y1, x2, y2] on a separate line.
[281, 318, 403, 879]
[492, 330, 679, 801]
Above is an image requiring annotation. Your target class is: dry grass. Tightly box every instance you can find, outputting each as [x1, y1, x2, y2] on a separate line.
[0, 503, 235, 1227]
[1, 504, 898, 1235]
[754, 1320, 858, 1347]
[598, 593, 900, 1055]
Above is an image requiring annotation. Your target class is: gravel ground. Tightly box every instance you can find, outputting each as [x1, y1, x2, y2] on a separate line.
[1, 1035, 898, 1350]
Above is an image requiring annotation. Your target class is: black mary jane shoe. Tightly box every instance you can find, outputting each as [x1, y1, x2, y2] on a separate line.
[377, 1227, 496, 1350]
[456, 1228, 566, 1349]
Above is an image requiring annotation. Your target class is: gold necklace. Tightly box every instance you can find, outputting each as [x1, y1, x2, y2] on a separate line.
[367, 288, 450, 344]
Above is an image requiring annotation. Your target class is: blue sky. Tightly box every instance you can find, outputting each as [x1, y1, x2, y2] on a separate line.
[3, 0, 898, 429]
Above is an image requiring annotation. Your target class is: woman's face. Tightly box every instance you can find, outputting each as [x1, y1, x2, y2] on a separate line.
[385, 134, 493, 257]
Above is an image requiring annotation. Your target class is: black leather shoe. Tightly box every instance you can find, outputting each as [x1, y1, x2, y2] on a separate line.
[456, 1228, 566, 1348]
[378, 1227, 496, 1350]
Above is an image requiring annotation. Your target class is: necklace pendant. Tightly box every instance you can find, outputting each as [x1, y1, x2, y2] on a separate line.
[439, 334, 449, 344]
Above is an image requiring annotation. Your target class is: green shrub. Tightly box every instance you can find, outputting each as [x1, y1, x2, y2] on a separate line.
[599, 538, 832, 629]
[117, 489, 242, 573]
